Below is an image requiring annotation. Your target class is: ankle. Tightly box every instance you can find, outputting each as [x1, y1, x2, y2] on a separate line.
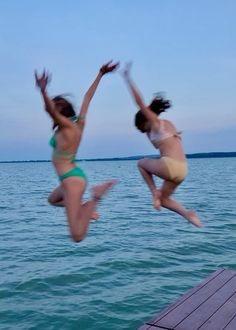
[152, 190, 161, 198]
[92, 195, 101, 203]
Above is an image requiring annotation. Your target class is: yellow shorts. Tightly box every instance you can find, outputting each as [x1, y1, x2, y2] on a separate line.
[162, 156, 188, 183]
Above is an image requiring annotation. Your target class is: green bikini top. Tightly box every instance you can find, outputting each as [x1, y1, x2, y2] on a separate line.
[49, 135, 77, 162]
[49, 115, 81, 162]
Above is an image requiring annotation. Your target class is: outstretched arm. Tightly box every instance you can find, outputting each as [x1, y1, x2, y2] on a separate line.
[78, 61, 119, 122]
[35, 70, 72, 128]
[122, 63, 160, 126]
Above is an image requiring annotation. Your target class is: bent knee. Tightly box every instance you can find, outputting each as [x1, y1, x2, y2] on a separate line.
[71, 232, 85, 243]
[137, 158, 148, 168]
[48, 195, 54, 205]
[48, 195, 59, 206]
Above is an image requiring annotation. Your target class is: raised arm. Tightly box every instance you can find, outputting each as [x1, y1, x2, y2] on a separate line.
[35, 70, 72, 128]
[78, 61, 119, 121]
[122, 63, 160, 126]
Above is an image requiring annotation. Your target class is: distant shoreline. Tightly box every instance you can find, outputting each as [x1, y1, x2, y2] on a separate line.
[0, 152, 236, 163]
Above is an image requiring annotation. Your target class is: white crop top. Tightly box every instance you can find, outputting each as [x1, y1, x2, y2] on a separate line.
[147, 120, 181, 148]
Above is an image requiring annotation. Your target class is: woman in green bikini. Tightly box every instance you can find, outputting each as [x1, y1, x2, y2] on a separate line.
[35, 61, 118, 242]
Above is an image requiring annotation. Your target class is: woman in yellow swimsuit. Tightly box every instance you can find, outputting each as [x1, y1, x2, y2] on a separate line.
[122, 64, 202, 227]
[35, 61, 118, 242]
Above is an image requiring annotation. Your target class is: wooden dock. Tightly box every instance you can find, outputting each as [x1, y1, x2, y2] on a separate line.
[138, 268, 236, 330]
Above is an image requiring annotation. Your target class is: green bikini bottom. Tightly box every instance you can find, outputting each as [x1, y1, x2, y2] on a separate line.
[59, 166, 87, 182]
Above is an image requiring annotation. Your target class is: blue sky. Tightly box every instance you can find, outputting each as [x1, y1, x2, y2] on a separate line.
[0, 0, 235, 160]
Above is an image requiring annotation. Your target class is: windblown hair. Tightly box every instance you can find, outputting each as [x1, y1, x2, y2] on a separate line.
[134, 111, 147, 130]
[52, 95, 76, 118]
[135, 95, 171, 131]
[52, 95, 76, 129]
[149, 95, 171, 115]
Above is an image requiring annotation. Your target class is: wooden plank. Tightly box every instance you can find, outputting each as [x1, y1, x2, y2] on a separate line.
[140, 327, 169, 330]
[148, 268, 224, 325]
[199, 292, 236, 330]
[137, 325, 165, 330]
[146, 327, 168, 330]
[154, 269, 236, 329]
[175, 274, 236, 330]
[137, 324, 152, 330]
[223, 315, 236, 330]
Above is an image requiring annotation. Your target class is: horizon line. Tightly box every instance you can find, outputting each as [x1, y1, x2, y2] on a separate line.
[0, 151, 236, 163]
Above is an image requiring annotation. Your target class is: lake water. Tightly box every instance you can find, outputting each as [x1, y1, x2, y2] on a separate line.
[1, 158, 236, 330]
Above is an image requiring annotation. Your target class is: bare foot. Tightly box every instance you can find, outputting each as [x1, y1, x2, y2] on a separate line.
[92, 179, 117, 201]
[185, 211, 203, 228]
[91, 211, 100, 220]
[153, 190, 161, 210]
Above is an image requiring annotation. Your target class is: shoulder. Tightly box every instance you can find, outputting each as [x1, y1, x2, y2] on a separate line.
[163, 119, 175, 129]
[162, 119, 171, 125]
[151, 118, 163, 132]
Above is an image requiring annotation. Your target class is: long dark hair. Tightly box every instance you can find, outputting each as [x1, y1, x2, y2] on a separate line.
[149, 95, 171, 115]
[135, 95, 171, 131]
[52, 95, 76, 129]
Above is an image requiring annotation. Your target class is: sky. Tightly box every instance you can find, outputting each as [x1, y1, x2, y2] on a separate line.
[0, 0, 235, 161]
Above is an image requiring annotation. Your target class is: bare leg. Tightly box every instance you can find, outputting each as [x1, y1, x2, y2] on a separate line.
[160, 181, 203, 228]
[138, 158, 171, 210]
[48, 185, 65, 206]
[63, 178, 116, 242]
[48, 184, 99, 219]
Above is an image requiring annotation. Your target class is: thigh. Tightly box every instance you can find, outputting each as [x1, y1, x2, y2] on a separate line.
[161, 180, 179, 199]
[138, 158, 171, 181]
[48, 184, 64, 203]
[62, 177, 87, 231]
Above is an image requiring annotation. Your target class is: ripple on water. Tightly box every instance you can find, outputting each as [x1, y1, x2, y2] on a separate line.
[0, 159, 236, 329]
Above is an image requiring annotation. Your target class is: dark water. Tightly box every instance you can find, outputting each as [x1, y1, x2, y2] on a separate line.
[0, 159, 236, 330]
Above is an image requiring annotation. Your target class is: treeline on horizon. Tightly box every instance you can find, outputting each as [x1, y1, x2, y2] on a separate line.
[1, 152, 236, 163]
